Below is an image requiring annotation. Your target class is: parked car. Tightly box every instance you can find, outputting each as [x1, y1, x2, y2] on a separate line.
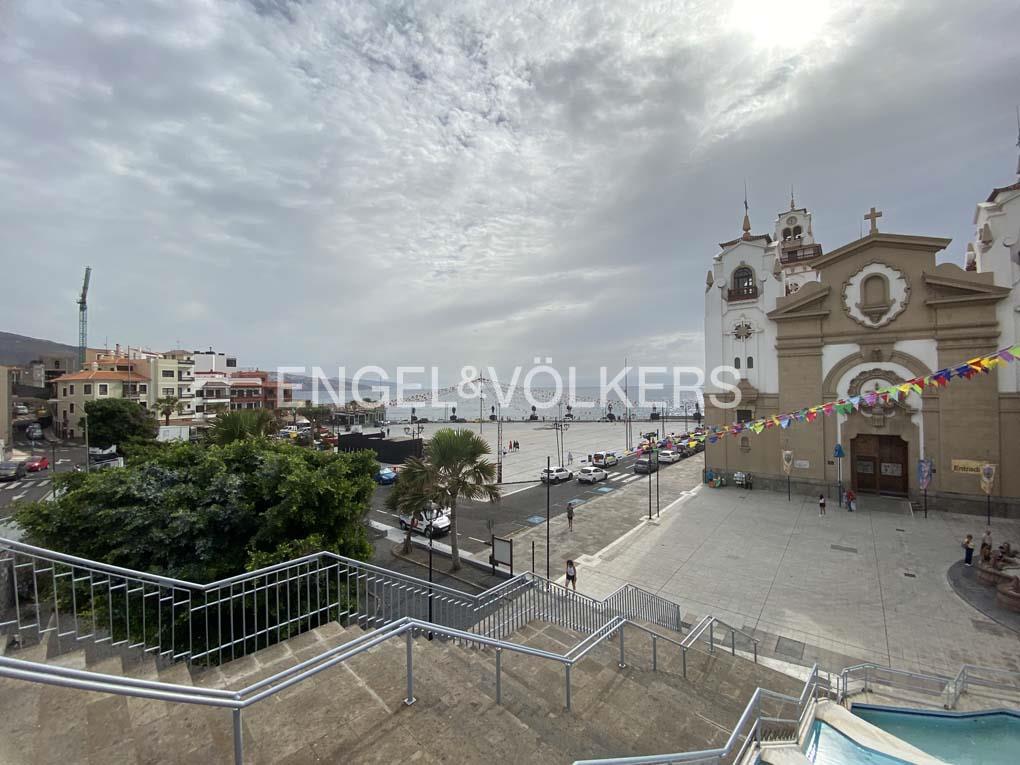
[0, 461, 27, 482]
[657, 449, 681, 464]
[398, 504, 451, 538]
[540, 466, 573, 483]
[634, 457, 658, 474]
[25, 455, 49, 472]
[577, 466, 608, 484]
[375, 466, 398, 485]
[26, 424, 43, 439]
[14, 404, 29, 416]
[591, 451, 619, 467]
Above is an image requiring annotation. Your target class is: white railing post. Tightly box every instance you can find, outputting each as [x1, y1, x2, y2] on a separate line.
[618, 624, 626, 668]
[565, 664, 572, 711]
[404, 630, 416, 706]
[496, 647, 502, 705]
[652, 635, 657, 672]
[233, 708, 243, 765]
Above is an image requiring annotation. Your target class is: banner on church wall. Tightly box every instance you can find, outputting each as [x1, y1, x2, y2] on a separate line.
[781, 450, 793, 475]
[952, 459, 987, 475]
[981, 464, 996, 495]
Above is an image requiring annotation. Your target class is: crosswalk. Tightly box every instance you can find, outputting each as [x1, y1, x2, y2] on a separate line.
[2, 478, 50, 491]
[605, 471, 643, 484]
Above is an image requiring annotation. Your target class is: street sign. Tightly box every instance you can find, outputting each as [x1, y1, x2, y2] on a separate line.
[833, 443, 845, 459]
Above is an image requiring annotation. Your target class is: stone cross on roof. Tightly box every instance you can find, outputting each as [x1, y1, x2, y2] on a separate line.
[864, 207, 883, 235]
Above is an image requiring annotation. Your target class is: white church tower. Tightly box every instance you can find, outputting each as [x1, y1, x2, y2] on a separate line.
[970, 111, 1020, 394]
[766, 188, 824, 296]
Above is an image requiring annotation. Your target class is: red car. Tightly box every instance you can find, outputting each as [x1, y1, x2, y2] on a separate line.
[25, 456, 49, 472]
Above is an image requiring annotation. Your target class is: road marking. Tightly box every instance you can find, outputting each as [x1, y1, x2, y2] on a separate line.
[468, 536, 489, 545]
[37, 479, 49, 486]
[621, 475, 642, 484]
[11, 493, 27, 502]
[499, 482, 540, 498]
[3, 482, 21, 491]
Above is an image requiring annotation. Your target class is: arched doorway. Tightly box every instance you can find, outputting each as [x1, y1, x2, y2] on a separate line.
[851, 434, 908, 495]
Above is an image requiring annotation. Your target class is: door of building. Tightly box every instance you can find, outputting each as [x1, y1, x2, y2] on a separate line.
[851, 434, 908, 495]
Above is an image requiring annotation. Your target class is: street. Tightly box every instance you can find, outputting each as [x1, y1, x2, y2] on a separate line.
[368, 448, 706, 557]
[0, 434, 86, 518]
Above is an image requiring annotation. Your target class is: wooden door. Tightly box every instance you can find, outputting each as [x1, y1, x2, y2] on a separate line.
[854, 455, 878, 493]
[878, 436, 908, 495]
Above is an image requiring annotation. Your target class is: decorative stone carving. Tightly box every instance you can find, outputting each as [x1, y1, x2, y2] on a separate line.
[842, 261, 910, 329]
[733, 320, 754, 340]
[847, 368, 908, 428]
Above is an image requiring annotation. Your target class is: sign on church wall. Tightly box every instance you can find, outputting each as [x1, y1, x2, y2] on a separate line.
[952, 459, 993, 475]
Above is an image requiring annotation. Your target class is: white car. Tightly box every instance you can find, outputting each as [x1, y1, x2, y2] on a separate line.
[592, 451, 619, 467]
[657, 449, 681, 464]
[398, 504, 451, 538]
[577, 466, 608, 484]
[540, 466, 573, 483]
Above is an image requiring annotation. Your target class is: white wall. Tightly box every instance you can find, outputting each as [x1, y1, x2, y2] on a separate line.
[974, 188, 1020, 393]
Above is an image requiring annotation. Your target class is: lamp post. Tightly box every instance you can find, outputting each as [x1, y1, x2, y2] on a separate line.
[427, 500, 435, 639]
[546, 456, 551, 578]
[404, 422, 424, 458]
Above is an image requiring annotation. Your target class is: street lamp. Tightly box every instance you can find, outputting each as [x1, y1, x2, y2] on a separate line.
[404, 422, 425, 457]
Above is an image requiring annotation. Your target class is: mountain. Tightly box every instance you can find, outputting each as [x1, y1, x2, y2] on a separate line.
[0, 331, 78, 366]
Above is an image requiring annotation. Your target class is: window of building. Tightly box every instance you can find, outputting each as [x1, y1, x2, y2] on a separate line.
[781, 227, 791, 240]
[162, 369, 175, 378]
[83, 384, 92, 395]
[734, 357, 741, 369]
[746, 356, 754, 369]
[69, 384, 75, 395]
[792, 225, 802, 238]
[69, 403, 75, 414]
[54, 360, 61, 369]
[862, 273, 890, 306]
[139, 384, 147, 393]
[163, 387, 174, 396]
[733, 267, 753, 290]
[99, 384, 109, 395]
[62, 387, 67, 397]
[226, 357, 237, 368]
[736, 409, 753, 423]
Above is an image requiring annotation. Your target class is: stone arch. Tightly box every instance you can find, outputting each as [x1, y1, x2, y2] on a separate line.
[822, 350, 932, 398]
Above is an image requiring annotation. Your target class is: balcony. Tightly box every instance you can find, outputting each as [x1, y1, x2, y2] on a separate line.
[779, 242, 822, 265]
[726, 285, 759, 302]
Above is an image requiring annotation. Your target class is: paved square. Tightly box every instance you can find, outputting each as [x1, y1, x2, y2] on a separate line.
[574, 487, 1020, 678]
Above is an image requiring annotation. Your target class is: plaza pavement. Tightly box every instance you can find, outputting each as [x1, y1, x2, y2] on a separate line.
[502, 465, 1020, 681]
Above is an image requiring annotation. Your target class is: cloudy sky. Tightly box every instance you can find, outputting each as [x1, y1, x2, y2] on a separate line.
[1, 0, 1018, 383]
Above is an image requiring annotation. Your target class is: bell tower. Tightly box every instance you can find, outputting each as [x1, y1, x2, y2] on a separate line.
[768, 187, 824, 295]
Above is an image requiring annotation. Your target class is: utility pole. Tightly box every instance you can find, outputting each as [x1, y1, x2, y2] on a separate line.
[546, 456, 551, 578]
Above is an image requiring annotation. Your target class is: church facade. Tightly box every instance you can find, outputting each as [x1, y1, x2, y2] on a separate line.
[703, 164, 1020, 515]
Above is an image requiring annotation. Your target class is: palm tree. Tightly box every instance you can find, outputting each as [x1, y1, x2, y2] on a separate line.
[394, 428, 500, 570]
[207, 409, 277, 445]
[157, 396, 179, 426]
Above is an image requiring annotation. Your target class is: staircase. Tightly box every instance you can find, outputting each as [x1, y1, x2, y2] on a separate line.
[0, 611, 802, 765]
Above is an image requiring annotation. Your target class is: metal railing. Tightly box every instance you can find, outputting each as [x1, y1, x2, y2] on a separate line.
[841, 662, 1020, 710]
[0, 538, 687, 668]
[0, 612, 707, 765]
[572, 664, 829, 765]
[678, 615, 759, 678]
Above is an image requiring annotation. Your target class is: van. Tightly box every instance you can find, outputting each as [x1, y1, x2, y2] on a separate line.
[592, 451, 619, 467]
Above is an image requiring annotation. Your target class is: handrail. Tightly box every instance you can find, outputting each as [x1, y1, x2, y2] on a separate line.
[842, 661, 1020, 710]
[680, 615, 713, 647]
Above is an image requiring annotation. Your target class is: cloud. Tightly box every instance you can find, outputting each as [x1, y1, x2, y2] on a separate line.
[0, 0, 1017, 382]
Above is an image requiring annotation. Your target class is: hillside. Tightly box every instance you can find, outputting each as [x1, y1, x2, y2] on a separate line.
[0, 331, 78, 366]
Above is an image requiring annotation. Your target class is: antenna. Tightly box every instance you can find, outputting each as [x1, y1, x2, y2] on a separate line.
[790, 184, 795, 210]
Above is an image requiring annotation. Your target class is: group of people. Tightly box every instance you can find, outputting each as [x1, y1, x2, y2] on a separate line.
[502, 439, 520, 455]
[962, 529, 1017, 568]
[817, 489, 856, 516]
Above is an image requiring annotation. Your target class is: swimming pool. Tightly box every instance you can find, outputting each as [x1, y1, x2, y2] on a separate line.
[804, 720, 910, 764]
[853, 706, 1020, 765]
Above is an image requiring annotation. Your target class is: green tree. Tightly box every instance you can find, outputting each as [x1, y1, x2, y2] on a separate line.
[207, 409, 277, 445]
[384, 468, 434, 554]
[394, 428, 499, 570]
[302, 405, 333, 434]
[15, 439, 376, 581]
[157, 396, 179, 426]
[83, 398, 157, 449]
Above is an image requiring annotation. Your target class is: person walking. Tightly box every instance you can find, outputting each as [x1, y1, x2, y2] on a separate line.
[818, 494, 826, 516]
[566, 500, 576, 531]
[980, 529, 993, 560]
[962, 534, 975, 567]
[565, 559, 577, 591]
[567, 451, 573, 466]
[846, 488, 856, 512]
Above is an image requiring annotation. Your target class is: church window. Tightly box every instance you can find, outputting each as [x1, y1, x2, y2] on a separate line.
[734, 357, 741, 369]
[740, 436, 750, 452]
[736, 409, 753, 423]
[746, 356, 754, 369]
[862, 273, 890, 306]
[728, 267, 757, 301]
[793, 225, 802, 238]
[781, 227, 792, 240]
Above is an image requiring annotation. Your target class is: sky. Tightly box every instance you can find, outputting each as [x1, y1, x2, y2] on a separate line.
[1, 0, 1018, 384]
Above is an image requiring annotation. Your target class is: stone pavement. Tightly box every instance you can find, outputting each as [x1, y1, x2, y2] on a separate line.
[502, 468, 1020, 680]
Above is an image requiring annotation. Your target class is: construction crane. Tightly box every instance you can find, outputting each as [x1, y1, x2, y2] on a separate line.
[77, 266, 91, 370]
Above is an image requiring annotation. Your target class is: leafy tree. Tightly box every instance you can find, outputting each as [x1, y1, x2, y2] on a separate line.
[302, 405, 333, 433]
[15, 439, 376, 581]
[83, 398, 157, 449]
[385, 470, 432, 554]
[394, 428, 499, 570]
[207, 409, 277, 445]
[157, 396, 179, 426]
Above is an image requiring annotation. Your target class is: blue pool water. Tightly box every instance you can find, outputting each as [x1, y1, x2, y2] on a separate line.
[804, 721, 909, 764]
[853, 706, 1020, 765]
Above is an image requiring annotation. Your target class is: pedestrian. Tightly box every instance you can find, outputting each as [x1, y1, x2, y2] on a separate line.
[587, 453, 593, 464]
[566, 500, 576, 531]
[565, 559, 577, 591]
[386, 427, 390, 437]
[846, 488, 856, 513]
[962, 534, 975, 566]
[818, 494, 826, 516]
[567, 451, 573, 465]
[980, 529, 993, 560]
[515, 439, 520, 451]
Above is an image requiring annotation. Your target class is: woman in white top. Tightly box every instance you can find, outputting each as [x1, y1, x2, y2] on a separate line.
[565, 560, 577, 590]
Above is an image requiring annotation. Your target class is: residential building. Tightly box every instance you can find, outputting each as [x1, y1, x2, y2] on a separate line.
[229, 370, 294, 411]
[192, 372, 231, 417]
[52, 368, 150, 439]
[29, 353, 80, 392]
[146, 355, 195, 418]
[192, 351, 238, 375]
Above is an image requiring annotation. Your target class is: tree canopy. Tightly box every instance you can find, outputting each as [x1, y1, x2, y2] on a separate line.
[207, 409, 278, 445]
[15, 439, 376, 581]
[83, 398, 157, 449]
